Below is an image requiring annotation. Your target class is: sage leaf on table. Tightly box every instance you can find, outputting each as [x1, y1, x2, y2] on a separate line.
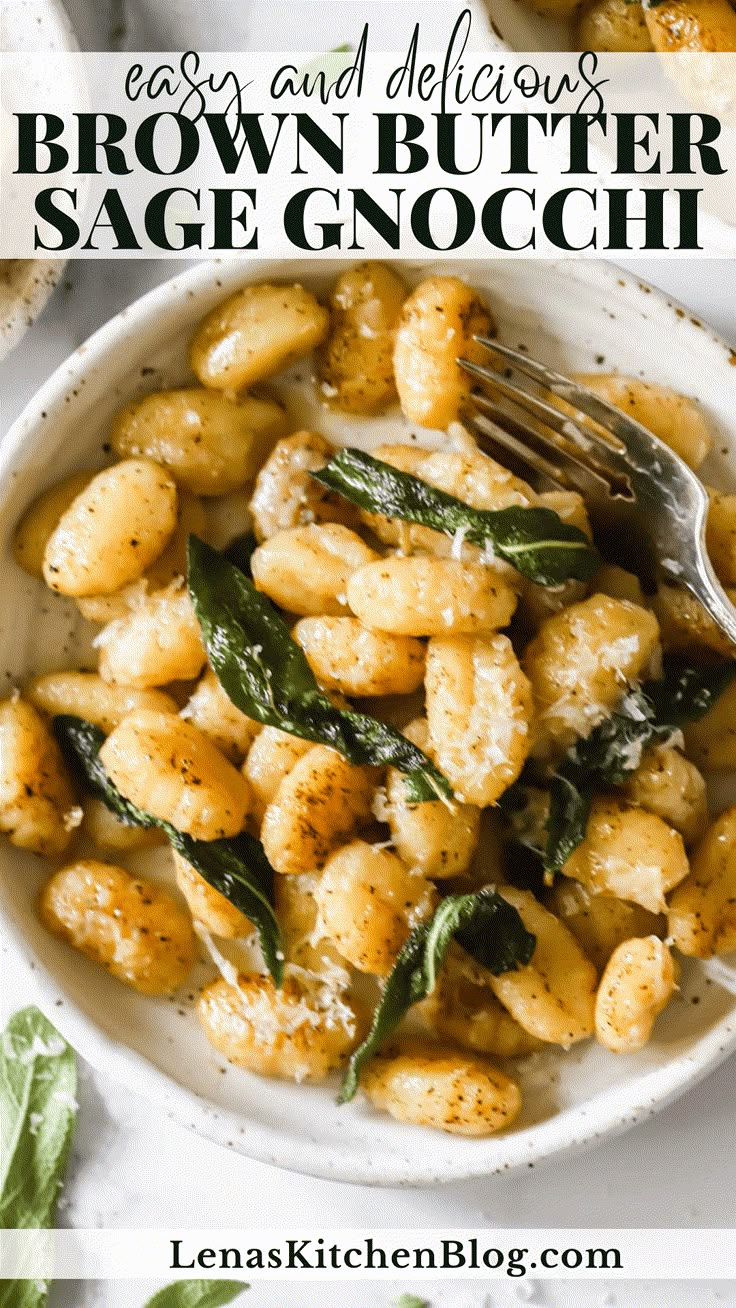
[143, 1281, 249, 1308]
[394, 1297, 431, 1308]
[312, 447, 601, 586]
[0, 1007, 78, 1308]
[541, 658, 736, 878]
[187, 536, 452, 802]
[340, 889, 535, 1103]
[53, 715, 284, 985]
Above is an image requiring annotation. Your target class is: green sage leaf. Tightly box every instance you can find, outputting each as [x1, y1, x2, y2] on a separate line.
[340, 888, 535, 1103]
[312, 447, 600, 586]
[0, 1007, 78, 1308]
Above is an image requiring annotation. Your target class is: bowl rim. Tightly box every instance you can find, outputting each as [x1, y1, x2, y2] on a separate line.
[2, 254, 736, 1188]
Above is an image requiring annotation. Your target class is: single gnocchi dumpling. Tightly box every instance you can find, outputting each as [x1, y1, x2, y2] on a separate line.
[393, 277, 494, 429]
[260, 744, 374, 874]
[489, 887, 598, 1047]
[95, 581, 206, 688]
[561, 797, 689, 914]
[293, 617, 425, 697]
[190, 282, 329, 391]
[249, 430, 357, 543]
[26, 672, 178, 735]
[251, 524, 378, 617]
[549, 878, 664, 974]
[595, 936, 677, 1053]
[346, 556, 518, 638]
[0, 697, 76, 858]
[42, 459, 178, 597]
[622, 745, 708, 845]
[572, 375, 713, 470]
[523, 593, 661, 761]
[13, 471, 94, 578]
[314, 839, 436, 975]
[198, 971, 361, 1082]
[425, 633, 532, 806]
[182, 667, 260, 763]
[361, 1037, 522, 1136]
[111, 388, 287, 496]
[39, 859, 196, 995]
[318, 261, 407, 413]
[383, 718, 481, 879]
[242, 726, 312, 823]
[100, 709, 251, 841]
[668, 807, 736, 957]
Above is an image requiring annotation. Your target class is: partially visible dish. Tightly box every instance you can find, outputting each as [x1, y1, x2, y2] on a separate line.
[0, 0, 77, 360]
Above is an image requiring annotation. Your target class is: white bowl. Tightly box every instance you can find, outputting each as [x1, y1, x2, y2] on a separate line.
[0, 0, 77, 361]
[2, 257, 736, 1187]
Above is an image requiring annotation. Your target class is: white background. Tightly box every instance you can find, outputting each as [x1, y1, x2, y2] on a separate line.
[2, 3, 736, 1307]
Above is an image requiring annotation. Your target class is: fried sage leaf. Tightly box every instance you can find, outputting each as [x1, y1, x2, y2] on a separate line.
[53, 715, 283, 985]
[339, 888, 535, 1103]
[312, 447, 600, 585]
[187, 536, 451, 802]
[0, 1007, 77, 1308]
[542, 658, 736, 877]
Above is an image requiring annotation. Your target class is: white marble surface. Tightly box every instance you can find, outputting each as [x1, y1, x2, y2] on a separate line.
[2, 5, 736, 1307]
[1, 255, 735, 1308]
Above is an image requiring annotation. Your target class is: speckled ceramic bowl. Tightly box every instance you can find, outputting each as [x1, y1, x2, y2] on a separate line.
[0, 0, 77, 361]
[1, 258, 735, 1186]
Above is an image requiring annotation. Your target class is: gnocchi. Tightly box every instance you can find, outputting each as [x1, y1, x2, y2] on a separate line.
[318, 261, 406, 413]
[260, 745, 374, 874]
[561, 796, 690, 913]
[523, 593, 661, 760]
[43, 459, 178, 597]
[346, 556, 518, 637]
[111, 388, 286, 496]
[314, 839, 436, 975]
[198, 972, 360, 1082]
[668, 807, 736, 957]
[95, 582, 206, 688]
[100, 709, 251, 841]
[0, 697, 76, 857]
[252, 523, 378, 617]
[393, 276, 494, 429]
[595, 937, 677, 1053]
[489, 887, 598, 1047]
[425, 633, 532, 805]
[293, 617, 425, 697]
[190, 283, 329, 390]
[361, 1039, 522, 1136]
[39, 859, 195, 995]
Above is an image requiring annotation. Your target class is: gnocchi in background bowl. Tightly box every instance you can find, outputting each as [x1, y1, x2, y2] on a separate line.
[1, 258, 736, 1186]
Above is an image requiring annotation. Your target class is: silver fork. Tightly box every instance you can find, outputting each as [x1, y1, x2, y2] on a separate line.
[459, 337, 736, 648]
